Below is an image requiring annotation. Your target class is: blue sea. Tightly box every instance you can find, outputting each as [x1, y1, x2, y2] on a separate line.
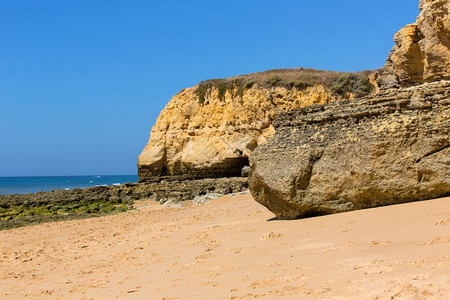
[0, 175, 139, 195]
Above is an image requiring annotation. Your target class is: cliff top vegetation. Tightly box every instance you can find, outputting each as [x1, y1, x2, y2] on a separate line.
[194, 68, 376, 104]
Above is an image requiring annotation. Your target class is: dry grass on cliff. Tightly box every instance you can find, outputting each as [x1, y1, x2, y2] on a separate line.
[233, 68, 374, 89]
[194, 67, 376, 104]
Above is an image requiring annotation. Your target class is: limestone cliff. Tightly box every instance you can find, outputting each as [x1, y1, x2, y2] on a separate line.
[378, 0, 450, 88]
[138, 69, 374, 181]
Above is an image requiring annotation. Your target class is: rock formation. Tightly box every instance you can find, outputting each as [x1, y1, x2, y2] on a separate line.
[378, 0, 450, 88]
[138, 69, 374, 181]
[0, 177, 248, 206]
[249, 81, 450, 219]
[0, 178, 248, 229]
[249, 0, 450, 219]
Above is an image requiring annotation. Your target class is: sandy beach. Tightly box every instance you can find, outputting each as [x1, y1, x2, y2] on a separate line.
[1, 194, 449, 299]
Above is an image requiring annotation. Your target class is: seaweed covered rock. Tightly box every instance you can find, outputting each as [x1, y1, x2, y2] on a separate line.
[0, 177, 249, 229]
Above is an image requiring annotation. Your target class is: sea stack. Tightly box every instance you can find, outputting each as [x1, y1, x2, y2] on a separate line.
[249, 0, 450, 219]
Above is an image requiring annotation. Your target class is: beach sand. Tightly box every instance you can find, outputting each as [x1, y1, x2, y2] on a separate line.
[1, 194, 449, 299]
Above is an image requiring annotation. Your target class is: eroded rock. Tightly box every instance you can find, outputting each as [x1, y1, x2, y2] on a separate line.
[379, 0, 450, 87]
[249, 81, 450, 219]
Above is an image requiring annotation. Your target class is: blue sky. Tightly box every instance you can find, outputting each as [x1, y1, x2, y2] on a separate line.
[0, 0, 419, 176]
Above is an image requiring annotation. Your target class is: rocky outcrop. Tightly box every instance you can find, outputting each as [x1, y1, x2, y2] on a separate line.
[0, 177, 248, 206]
[249, 80, 450, 219]
[138, 69, 374, 181]
[0, 178, 248, 229]
[378, 0, 450, 88]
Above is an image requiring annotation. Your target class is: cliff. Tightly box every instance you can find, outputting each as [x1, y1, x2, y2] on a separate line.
[249, 0, 450, 219]
[378, 0, 450, 88]
[138, 69, 374, 181]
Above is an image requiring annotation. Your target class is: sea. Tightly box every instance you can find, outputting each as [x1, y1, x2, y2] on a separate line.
[0, 175, 139, 195]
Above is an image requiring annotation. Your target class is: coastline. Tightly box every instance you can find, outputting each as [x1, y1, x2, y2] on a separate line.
[0, 177, 248, 230]
[0, 175, 139, 195]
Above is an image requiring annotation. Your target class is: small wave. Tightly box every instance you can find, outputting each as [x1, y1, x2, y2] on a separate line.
[95, 184, 108, 187]
[65, 188, 70, 190]
[112, 183, 121, 186]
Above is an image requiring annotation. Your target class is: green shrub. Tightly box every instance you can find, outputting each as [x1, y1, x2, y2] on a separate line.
[266, 76, 283, 87]
[331, 74, 374, 97]
[288, 81, 311, 90]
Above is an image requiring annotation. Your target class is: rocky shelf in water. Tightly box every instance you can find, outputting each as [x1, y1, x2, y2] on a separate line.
[0, 177, 248, 230]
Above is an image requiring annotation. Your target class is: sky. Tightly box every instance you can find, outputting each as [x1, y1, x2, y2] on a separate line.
[0, 0, 419, 176]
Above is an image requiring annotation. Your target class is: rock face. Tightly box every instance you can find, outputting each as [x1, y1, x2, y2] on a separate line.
[379, 0, 450, 88]
[249, 81, 450, 219]
[138, 69, 374, 181]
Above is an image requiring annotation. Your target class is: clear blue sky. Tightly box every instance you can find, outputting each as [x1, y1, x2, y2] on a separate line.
[0, 0, 419, 176]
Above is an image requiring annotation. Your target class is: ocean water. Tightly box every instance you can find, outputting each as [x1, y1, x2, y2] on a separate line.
[0, 175, 139, 195]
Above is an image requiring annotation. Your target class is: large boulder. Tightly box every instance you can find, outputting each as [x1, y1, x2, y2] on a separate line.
[249, 81, 450, 219]
[138, 69, 374, 181]
[378, 0, 450, 88]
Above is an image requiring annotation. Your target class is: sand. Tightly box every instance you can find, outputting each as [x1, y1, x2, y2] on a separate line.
[0, 194, 449, 299]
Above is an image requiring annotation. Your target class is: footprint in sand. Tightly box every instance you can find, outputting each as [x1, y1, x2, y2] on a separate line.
[433, 219, 450, 226]
[368, 240, 392, 247]
[268, 286, 305, 296]
[420, 236, 450, 246]
[181, 261, 200, 270]
[230, 246, 256, 254]
[259, 232, 283, 241]
[231, 293, 267, 299]
[249, 274, 306, 289]
[317, 247, 341, 253]
[342, 260, 393, 274]
[195, 253, 214, 260]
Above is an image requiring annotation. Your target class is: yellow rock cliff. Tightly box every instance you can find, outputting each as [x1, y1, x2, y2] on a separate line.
[138, 69, 374, 180]
[379, 0, 450, 87]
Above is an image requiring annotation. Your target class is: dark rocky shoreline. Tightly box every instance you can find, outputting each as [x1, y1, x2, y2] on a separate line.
[0, 177, 248, 230]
